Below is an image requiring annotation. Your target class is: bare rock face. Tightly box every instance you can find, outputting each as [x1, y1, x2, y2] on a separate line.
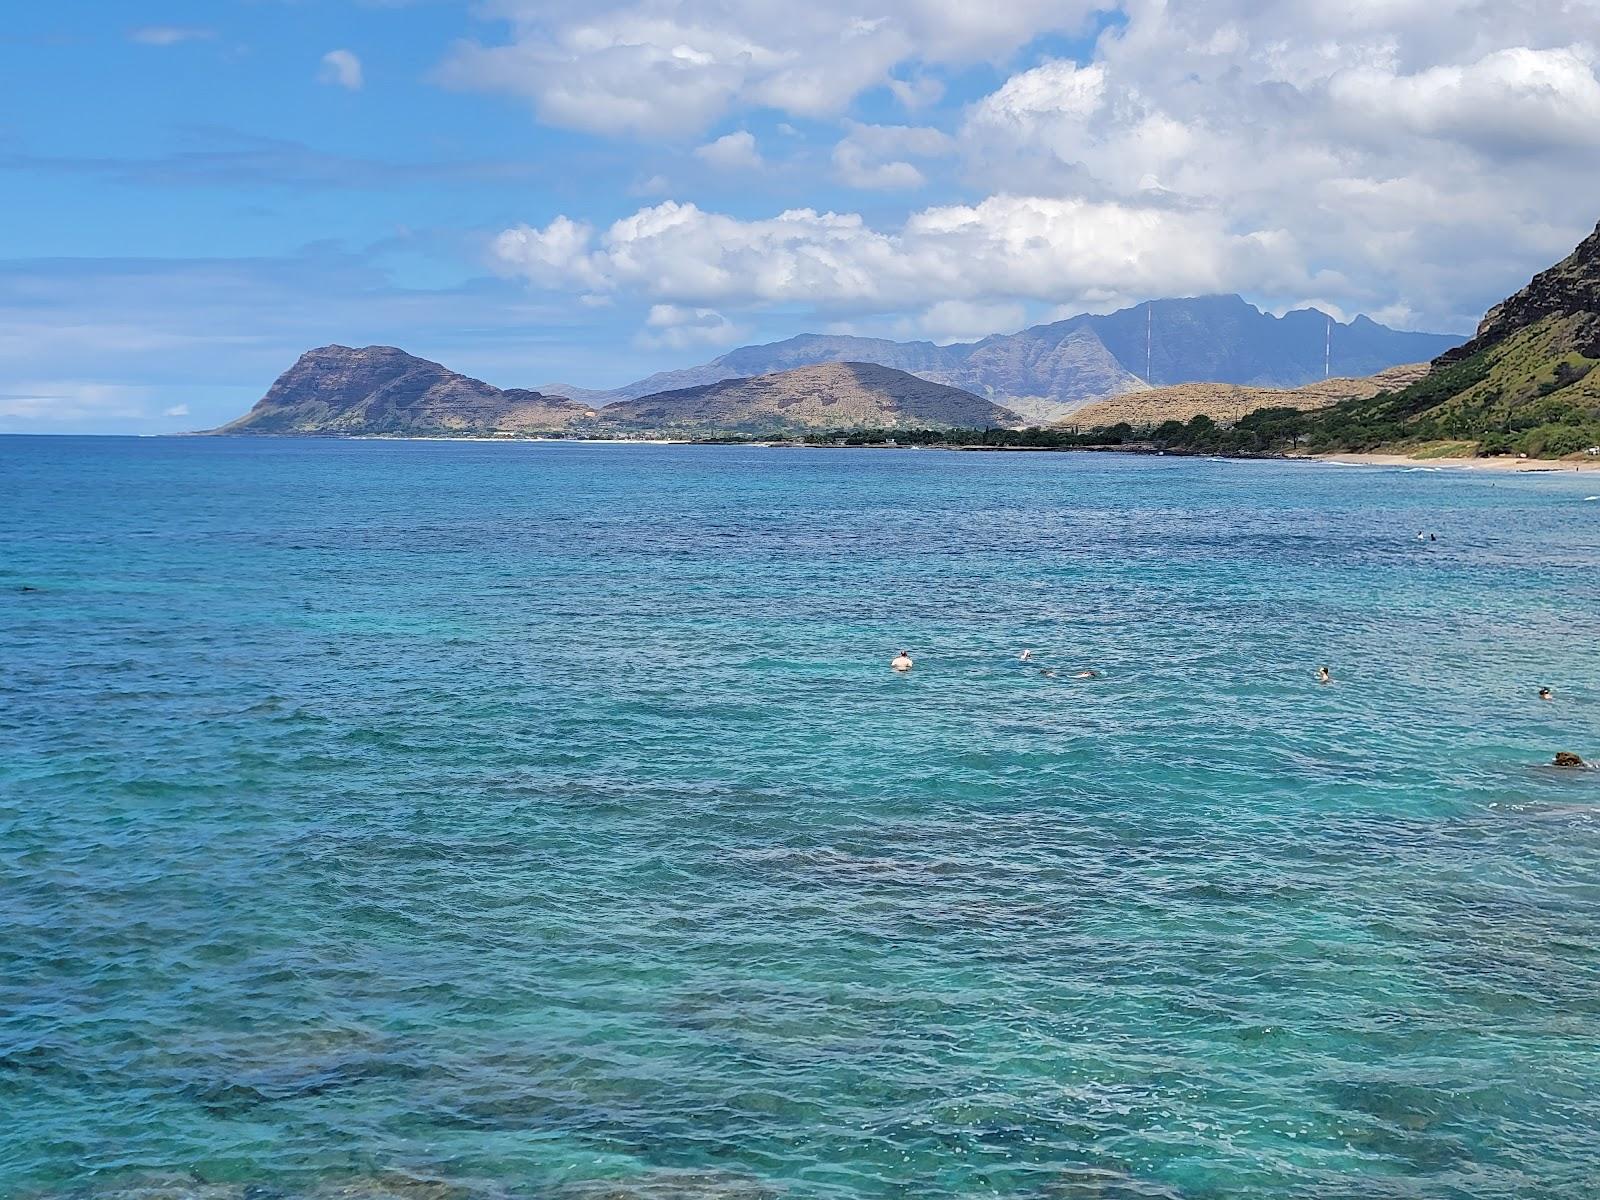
[212, 346, 594, 436]
[1441, 220, 1600, 365]
[1553, 751, 1586, 768]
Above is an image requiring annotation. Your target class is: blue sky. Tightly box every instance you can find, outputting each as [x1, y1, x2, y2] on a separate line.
[3, 1, 1597, 432]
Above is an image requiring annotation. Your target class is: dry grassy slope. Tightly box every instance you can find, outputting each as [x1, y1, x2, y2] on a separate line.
[1064, 363, 1432, 429]
[599, 361, 1021, 433]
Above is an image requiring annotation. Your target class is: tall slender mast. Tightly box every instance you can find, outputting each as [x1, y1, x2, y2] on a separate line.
[1146, 303, 1153, 384]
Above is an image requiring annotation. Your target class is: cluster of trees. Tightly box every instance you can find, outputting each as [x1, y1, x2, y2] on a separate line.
[1125, 348, 1599, 458]
[799, 347, 1599, 458]
[800, 426, 1140, 448]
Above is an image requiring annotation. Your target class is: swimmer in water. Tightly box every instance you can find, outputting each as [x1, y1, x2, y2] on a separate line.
[891, 649, 914, 672]
[1019, 649, 1033, 662]
[1039, 668, 1057, 678]
[1317, 665, 1332, 684]
[1539, 686, 1554, 701]
[1073, 670, 1099, 679]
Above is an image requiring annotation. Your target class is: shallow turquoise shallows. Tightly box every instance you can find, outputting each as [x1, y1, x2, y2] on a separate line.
[3, 436, 1599, 1200]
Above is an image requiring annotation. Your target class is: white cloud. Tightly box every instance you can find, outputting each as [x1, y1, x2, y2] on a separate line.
[319, 50, 365, 91]
[162, 403, 191, 418]
[484, 0, 1600, 335]
[493, 196, 1302, 315]
[831, 120, 953, 189]
[0, 383, 153, 422]
[631, 173, 672, 196]
[128, 26, 215, 47]
[904, 300, 1028, 343]
[693, 131, 764, 171]
[951, 1, 1600, 329]
[1327, 45, 1600, 154]
[492, 215, 607, 289]
[888, 74, 945, 110]
[436, 0, 1099, 137]
[637, 303, 743, 349]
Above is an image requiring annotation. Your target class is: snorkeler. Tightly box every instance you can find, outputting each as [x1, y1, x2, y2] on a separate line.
[891, 649, 914, 672]
[1317, 665, 1332, 684]
[1539, 687, 1554, 701]
[1073, 670, 1100, 679]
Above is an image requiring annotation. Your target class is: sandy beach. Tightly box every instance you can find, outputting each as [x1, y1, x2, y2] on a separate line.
[1304, 452, 1600, 472]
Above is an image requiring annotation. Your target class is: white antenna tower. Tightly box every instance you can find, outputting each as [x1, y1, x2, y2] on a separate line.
[1325, 316, 1331, 379]
[1146, 303, 1153, 384]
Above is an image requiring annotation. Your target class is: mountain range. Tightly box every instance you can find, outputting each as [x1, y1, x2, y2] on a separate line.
[543, 294, 1462, 422]
[217, 350, 1020, 437]
[215, 294, 1463, 437]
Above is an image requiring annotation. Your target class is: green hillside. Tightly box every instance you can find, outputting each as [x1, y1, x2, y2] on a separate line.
[1148, 221, 1600, 458]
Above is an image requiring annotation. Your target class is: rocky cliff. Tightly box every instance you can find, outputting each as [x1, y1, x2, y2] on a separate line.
[213, 346, 595, 436]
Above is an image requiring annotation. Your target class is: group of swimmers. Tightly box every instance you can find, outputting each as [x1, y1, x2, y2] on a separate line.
[892, 653, 1562, 703]
[888, 647, 1097, 678]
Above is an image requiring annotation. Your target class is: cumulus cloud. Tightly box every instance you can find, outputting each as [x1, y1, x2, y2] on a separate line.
[905, 300, 1028, 343]
[638, 304, 743, 349]
[831, 120, 953, 189]
[482, 0, 1600, 335]
[0, 383, 153, 422]
[693, 131, 764, 171]
[436, 0, 1099, 136]
[128, 26, 215, 46]
[493, 196, 1302, 315]
[319, 50, 364, 91]
[1327, 45, 1600, 154]
[952, 0, 1600, 329]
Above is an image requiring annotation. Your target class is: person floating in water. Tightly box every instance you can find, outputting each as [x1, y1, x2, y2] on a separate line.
[1539, 686, 1554, 702]
[1073, 670, 1099, 679]
[1317, 665, 1332, 684]
[891, 649, 914, 672]
[1019, 649, 1033, 662]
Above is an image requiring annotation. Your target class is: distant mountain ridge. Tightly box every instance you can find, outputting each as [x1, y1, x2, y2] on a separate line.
[213, 349, 1016, 437]
[544, 295, 1463, 421]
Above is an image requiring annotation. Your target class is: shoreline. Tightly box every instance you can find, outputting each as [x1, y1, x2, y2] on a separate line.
[1298, 452, 1600, 473]
[165, 433, 1600, 470]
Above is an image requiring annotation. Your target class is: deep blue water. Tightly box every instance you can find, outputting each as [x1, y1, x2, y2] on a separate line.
[3, 435, 1599, 1200]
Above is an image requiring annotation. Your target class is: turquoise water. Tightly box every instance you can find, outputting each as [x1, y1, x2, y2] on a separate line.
[3, 436, 1599, 1200]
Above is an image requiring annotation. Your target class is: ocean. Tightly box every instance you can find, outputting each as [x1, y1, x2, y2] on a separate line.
[3, 435, 1598, 1200]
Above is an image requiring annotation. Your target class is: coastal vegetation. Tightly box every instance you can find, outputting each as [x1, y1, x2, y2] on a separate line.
[1097, 219, 1600, 459]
